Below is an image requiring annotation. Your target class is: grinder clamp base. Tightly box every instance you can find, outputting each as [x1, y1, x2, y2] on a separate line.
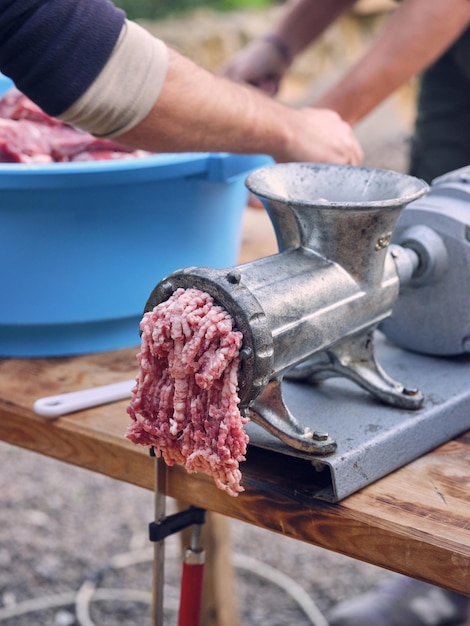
[246, 332, 470, 502]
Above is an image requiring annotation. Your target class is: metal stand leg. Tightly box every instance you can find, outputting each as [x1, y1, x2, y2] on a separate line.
[152, 455, 166, 626]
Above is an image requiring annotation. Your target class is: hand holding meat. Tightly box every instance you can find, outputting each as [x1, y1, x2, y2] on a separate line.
[272, 105, 363, 165]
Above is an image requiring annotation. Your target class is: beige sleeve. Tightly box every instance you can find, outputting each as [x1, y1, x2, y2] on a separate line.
[58, 19, 169, 138]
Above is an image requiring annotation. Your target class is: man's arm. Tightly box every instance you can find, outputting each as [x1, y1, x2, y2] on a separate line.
[314, 0, 470, 124]
[117, 47, 363, 165]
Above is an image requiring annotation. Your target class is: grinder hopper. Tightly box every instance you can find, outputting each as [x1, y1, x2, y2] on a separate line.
[242, 164, 427, 449]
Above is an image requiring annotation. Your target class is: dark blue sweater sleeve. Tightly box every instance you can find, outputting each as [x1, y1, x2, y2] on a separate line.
[0, 0, 125, 116]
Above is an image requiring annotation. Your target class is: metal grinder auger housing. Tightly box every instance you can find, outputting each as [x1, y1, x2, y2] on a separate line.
[144, 163, 470, 465]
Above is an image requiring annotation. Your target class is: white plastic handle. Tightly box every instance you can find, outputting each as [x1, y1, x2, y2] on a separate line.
[33, 379, 135, 418]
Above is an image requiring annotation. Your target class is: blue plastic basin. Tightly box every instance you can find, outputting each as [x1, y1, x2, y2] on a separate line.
[0, 150, 272, 356]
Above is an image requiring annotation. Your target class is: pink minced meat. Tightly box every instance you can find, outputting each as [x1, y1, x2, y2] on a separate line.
[126, 288, 249, 497]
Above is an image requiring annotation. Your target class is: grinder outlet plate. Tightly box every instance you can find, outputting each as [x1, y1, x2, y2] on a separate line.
[245, 332, 470, 502]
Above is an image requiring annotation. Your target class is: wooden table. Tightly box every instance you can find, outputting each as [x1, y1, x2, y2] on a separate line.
[1, 209, 469, 599]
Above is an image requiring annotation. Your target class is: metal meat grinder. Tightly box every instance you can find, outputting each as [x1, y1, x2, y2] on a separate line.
[145, 163, 470, 501]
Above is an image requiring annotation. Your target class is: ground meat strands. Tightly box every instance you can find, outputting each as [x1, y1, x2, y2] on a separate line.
[126, 288, 249, 496]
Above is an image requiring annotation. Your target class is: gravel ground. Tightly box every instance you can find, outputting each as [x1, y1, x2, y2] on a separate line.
[0, 88, 414, 625]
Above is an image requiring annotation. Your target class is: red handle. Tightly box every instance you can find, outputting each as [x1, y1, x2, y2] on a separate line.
[178, 561, 205, 626]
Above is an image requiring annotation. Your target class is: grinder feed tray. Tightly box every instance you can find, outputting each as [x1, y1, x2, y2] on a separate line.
[245, 332, 470, 502]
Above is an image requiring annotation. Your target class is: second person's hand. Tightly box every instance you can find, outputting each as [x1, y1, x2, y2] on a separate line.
[220, 37, 290, 96]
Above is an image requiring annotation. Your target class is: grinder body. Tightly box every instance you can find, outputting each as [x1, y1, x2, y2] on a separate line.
[145, 164, 430, 454]
[148, 248, 399, 407]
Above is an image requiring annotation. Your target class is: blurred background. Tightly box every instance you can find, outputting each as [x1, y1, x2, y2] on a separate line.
[114, 0, 277, 19]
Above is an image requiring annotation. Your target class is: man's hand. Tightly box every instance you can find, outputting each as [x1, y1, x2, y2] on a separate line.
[275, 106, 363, 165]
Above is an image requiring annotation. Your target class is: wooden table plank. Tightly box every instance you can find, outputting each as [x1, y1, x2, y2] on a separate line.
[0, 348, 469, 596]
[162, 437, 470, 596]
